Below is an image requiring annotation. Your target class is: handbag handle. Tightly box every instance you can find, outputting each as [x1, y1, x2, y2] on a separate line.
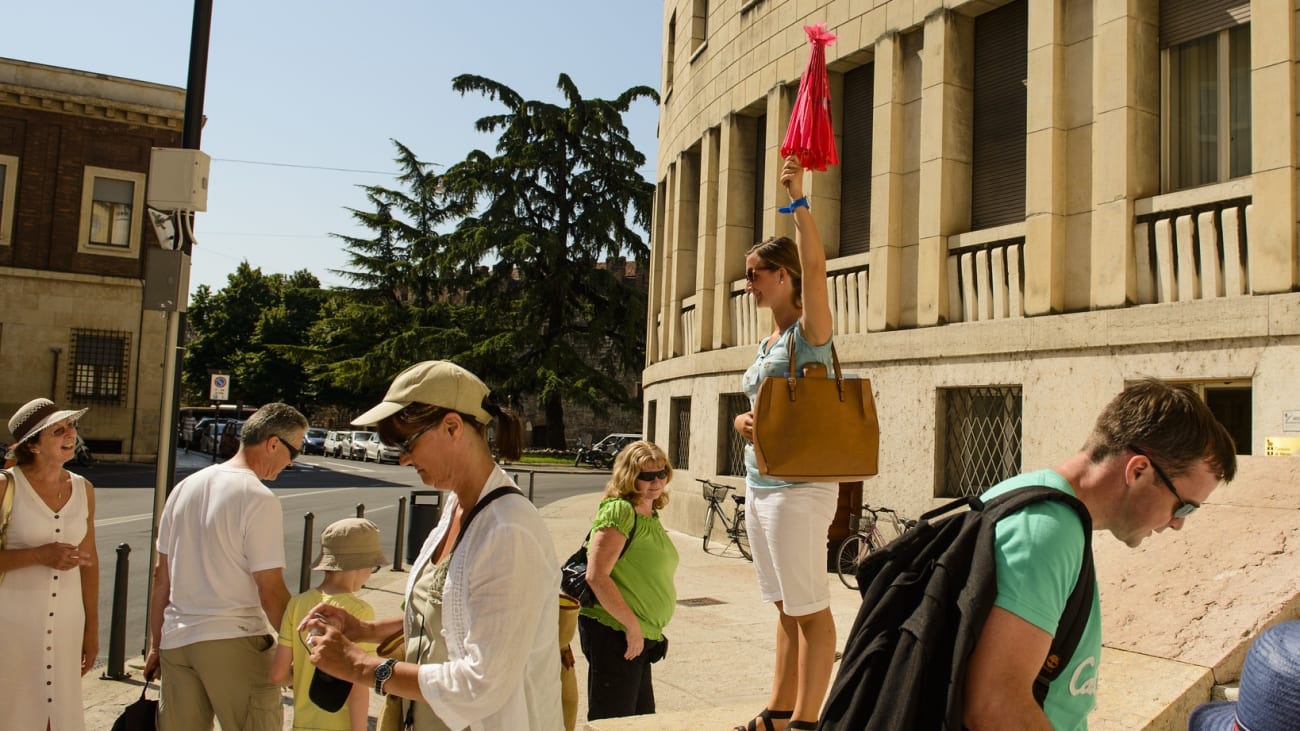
[782, 326, 846, 402]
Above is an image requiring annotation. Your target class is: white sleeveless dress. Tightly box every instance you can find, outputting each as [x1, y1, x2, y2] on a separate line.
[0, 466, 89, 731]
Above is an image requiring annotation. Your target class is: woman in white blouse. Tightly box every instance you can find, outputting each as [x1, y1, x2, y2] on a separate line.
[301, 361, 563, 730]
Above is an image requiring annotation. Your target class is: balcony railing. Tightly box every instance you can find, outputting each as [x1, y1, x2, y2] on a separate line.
[679, 294, 700, 357]
[946, 223, 1026, 323]
[728, 260, 870, 347]
[1134, 180, 1252, 304]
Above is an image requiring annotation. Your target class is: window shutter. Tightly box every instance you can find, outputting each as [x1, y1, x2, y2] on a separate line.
[1160, 0, 1250, 49]
[839, 63, 874, 256]
[971, 0, 1028, 231]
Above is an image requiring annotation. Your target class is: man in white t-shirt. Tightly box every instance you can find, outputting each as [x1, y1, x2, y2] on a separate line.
[144, 402, 307, 731]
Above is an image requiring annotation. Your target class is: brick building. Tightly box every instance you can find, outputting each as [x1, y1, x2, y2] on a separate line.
[0, 58, 184, 460]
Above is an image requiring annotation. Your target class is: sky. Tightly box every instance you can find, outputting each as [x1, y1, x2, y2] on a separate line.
[7, 1, 664, 295]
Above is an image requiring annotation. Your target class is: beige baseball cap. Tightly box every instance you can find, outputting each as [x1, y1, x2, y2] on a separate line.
[352, 360, 492, 427]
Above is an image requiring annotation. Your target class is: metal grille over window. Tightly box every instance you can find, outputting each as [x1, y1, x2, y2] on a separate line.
[940, 386, 1022, 497]
[670, 397, 691, 470]
[70, 329, 130, 405]
[721, 393, 750, 476]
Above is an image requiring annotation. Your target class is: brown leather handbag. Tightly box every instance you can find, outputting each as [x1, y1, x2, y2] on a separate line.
[752, 340, 879, 482]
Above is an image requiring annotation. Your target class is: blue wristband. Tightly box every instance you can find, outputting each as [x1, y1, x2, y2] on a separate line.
[778, 197, 809, 214]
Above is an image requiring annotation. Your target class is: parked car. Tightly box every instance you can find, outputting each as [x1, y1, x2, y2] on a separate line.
[574, 432, 642, 469]
[193, 418, 238, 454]
[362, 432, 400, 464]
[301, 428, 328, 455]
[348, 431, 372, 460]
[323, 430, 348, 458]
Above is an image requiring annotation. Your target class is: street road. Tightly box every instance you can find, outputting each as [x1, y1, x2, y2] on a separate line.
[88, 453, 609, 665]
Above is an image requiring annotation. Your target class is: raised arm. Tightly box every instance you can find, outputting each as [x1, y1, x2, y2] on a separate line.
[780, 156, 832, 346]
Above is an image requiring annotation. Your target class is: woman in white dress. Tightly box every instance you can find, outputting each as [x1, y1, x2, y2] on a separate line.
[0, 398, 99, 731]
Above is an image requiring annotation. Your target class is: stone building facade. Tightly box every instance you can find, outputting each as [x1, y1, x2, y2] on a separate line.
[0, 58, 184, 461]
[646, 0, 1299, 535]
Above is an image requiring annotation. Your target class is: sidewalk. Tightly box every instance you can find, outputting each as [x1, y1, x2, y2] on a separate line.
[81, 456, 1300, 729]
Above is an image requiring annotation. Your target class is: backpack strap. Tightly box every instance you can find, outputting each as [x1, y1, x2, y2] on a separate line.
[975, 486, 1096, 707]
[450, 484, 524, 554]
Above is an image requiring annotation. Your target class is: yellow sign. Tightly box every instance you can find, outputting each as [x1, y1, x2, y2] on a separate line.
[1264, 436, 1300, 456]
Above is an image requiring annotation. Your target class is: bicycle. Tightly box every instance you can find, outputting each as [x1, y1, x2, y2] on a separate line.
[698, 478, 752, 561]
[836, 505, 917, 590]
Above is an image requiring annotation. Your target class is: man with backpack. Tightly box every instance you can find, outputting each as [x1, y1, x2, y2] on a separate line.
[821, 380, 1237, 730]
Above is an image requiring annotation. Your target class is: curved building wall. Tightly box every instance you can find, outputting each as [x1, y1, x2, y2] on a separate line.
[645, 0, 1300, 538]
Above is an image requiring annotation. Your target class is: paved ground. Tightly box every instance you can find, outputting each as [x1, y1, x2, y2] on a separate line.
[78, 455, 1299, 730]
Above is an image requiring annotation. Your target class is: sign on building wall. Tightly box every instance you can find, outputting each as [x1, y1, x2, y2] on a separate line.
[1264, 436, 1300, 456]
[1283, 410, 1300, 433]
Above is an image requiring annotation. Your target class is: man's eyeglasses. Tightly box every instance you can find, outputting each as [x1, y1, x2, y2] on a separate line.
[399, 422, 438, 455]
[636, 467, 669, 482]
[745, 265, 776, 282]
[277, 436, 301, 461]
[1129, 445, 1199, 519]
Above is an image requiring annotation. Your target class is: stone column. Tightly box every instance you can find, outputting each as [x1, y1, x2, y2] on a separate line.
[1248, 1, 1297, 292]
[916, 9, 973, 327]
[868, 31, 907, 332]
[715, 113, 757, 349]
[695, 126, 721, 351]
[1089, 0, 1158, 308]
[667, 150, 700, 358]
[1023, 0, 1068, 315]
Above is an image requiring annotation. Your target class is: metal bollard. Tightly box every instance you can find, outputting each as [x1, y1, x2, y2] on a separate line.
[356, 503, 365, 518]
[526, 471, 536, 502]
[299, 512, 315, 593]
[392, 496, 407, 572]
[102, 543, 131, 680]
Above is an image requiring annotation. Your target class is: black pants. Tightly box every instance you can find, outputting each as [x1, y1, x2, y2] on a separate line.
[578, 614, 660, 720]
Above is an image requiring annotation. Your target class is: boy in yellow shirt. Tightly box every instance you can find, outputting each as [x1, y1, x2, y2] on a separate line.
[271, 518, 386, 730]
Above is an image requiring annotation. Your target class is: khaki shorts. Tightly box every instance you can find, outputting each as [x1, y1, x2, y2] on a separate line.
[159, 634, 281, 731]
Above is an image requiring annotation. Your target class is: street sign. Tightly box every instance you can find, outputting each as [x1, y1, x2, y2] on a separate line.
[210, 373, 230, 401]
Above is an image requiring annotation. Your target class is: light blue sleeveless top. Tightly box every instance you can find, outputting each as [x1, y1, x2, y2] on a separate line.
[741, 322, 834, 488]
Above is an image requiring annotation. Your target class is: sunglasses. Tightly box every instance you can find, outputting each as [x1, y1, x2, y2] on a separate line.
[745, 265, 777, 282]
[636, 467, 670, 482]
[399, 421, 439, 455]
[1129, 445, 1199, 519]
[277, 436, 301, 461]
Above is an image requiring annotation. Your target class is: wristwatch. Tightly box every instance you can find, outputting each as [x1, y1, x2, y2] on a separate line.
[373, 658, 398, 695]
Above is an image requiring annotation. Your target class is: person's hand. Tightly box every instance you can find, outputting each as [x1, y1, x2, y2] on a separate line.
[733, 411, 755, 442]
[81, 632, 98, 676]
[39, 542, 88, 570]
[143, 648, 161, 682]
[780, 156, 806, 200]
[298, 602, 364, 641]
[622, 625, 645, 660]
[302, 620, 364, 681]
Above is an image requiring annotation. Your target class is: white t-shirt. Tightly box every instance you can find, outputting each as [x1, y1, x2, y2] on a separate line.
[156, 464, 285, 649]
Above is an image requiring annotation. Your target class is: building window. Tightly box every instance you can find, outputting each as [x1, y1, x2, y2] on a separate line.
[646, 399, 658, 444]
[939, 386, 1022, 497]
[666, 12, 677, 92]
[838, 64, 874, 256]
[690, 0, 708, 55]
[719, 393, 750, 476]
[670, 396, 691, 470]
[78, 166, 146, 258]
[1162, 21, 1251, 191]
[0, 154, 16, 246]
[751, 112, 766, 240]
[70, 329, 130, 405]
[1164, 379, 1252, 455]
[970, 0, 1027, 230]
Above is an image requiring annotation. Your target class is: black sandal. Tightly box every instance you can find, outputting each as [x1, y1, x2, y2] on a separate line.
[787, 722, 818, 730]
[734, 708, 794, 731]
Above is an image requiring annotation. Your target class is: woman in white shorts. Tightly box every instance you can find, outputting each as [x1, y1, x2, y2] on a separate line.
[731, 157, 837, 731]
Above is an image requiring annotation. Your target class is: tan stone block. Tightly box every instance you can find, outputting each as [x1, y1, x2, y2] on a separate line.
[1065, 125, 1094, 214]
[1091, 110, 1126, 202]
[1022, 212, 1065, 315]
[1129, 109, 1159, 196]
[886, 0, 916, 34]
[1026, 0, 1062, 52]
[1025, 128, 1063, 216]
[1129, 16, 1159, 116]
[1063, 39, 1093, 129]
[861, 5, 886, 43]
[1248, 168, 1299, 293]
[1063, 0, 1092, 45]
[900, 97, 922, 172]
[1251, 61, 1296, 172]
[1026, 44, 1061, 135]
[871, 171, 903, 246]
[1092, 17, 1127, 115]
[1062, 213, 1093, 313]
[867, 243, 901, 331]
[1251, 1, 1294, 69]
[939, 157, 971, 234]
[915, 234, 947, 326]
[1090, 198, 1134, 308]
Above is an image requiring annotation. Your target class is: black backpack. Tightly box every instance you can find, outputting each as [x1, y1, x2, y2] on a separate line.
[818, 486, 1096, 731]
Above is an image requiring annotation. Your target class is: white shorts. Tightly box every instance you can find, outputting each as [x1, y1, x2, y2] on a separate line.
[745, 482, 839, 616]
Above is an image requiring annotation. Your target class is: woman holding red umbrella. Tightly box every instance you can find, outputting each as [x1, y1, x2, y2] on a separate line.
[731, 156, 837, 731]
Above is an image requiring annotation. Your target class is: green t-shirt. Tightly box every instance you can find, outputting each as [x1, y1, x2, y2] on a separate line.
[578, 497, 679, 640]
[277, 588, 376, 731]
[981, 470, 1101, 731]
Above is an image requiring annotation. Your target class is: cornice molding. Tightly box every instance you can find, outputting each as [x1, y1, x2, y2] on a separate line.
[0, 83, 183, 130]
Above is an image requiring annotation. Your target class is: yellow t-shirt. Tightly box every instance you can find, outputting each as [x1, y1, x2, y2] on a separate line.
[277, 588, 376, 730]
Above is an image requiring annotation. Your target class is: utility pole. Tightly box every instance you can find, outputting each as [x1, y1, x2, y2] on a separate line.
[144, 0, 212, 657]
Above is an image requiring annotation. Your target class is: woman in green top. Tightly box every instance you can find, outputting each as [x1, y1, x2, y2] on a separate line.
[579, 440, 680, 720]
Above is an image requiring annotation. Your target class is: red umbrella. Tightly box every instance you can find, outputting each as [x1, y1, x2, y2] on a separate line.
[781, 23, 839, 171]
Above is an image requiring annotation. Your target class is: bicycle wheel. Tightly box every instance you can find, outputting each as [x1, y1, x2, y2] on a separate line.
[836, 534, 865, 590]
[733, 511, 752, 560]
[702, 505, 717, 553]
